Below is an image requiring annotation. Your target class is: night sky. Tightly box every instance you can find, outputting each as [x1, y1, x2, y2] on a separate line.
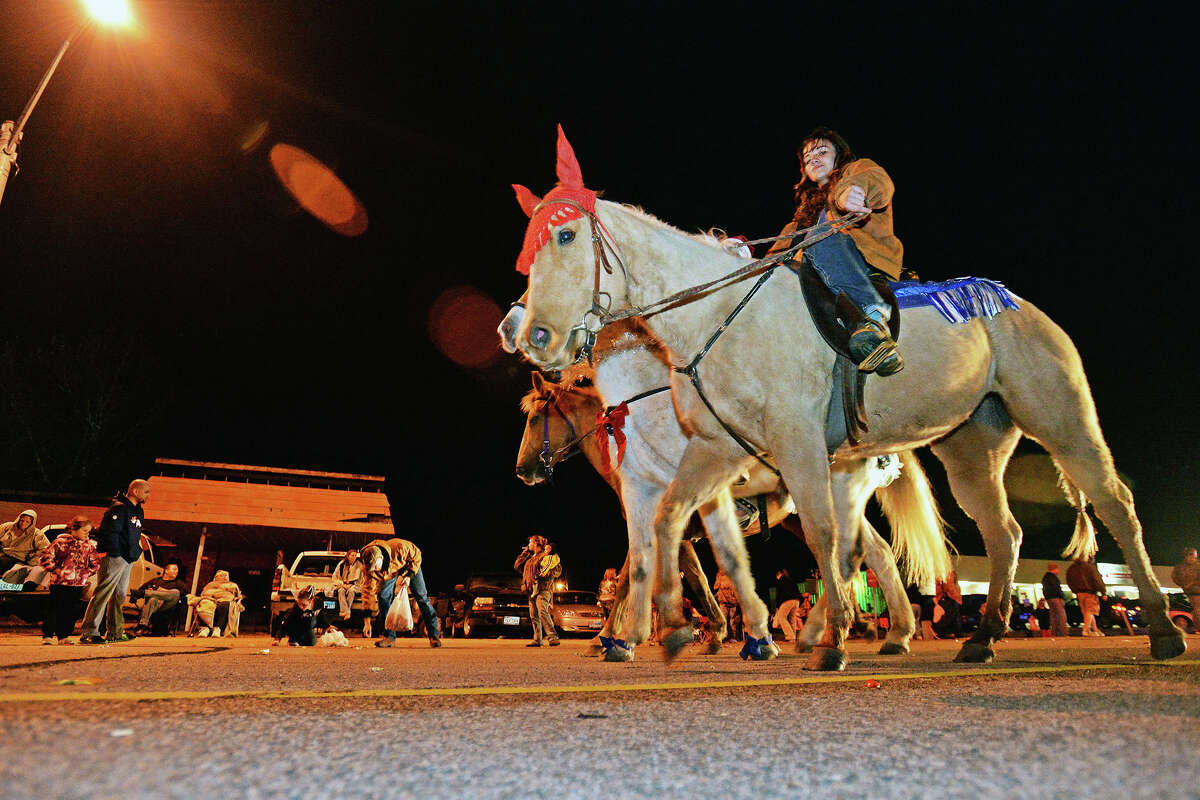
[1, 2, 1194, 592]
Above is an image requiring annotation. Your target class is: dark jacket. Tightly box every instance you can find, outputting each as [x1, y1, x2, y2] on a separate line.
[279, 604, 327, 646]
[514, 549, 561, 596]
[94, 494, 145, 564]
[132, 574, 188, 600]
[1041, 571, 1064, 601]
[1065, 560, 1105, 594]
[775, 576, 801, 605]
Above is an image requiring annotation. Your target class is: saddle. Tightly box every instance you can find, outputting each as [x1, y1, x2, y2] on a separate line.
[791, 259, 901, 450]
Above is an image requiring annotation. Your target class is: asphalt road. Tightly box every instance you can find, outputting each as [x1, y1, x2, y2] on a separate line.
[0, 631, 1197, 799]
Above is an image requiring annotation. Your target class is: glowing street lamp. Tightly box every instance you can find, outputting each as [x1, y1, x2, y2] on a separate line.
[0, 0, 137, 207]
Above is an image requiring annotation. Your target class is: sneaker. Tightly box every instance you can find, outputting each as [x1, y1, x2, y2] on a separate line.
[79, 634, 105, 645]
[198, 628, 211, 638]
[59, 638, 76, 645]
[42, 637, 57, 645]
[429, 638, 442, 648]
[526, 641, 543, 648]
[106, 632, 136, 643]
[548, 640, 561, 647]
[374, 638, 395, 648]
[212, 627, 222, 638]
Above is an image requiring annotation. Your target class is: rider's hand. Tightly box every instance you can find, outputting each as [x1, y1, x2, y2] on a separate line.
[839, 184, 871, 214]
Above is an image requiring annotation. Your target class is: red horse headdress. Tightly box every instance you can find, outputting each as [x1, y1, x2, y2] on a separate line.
[513, 125, 597, 275]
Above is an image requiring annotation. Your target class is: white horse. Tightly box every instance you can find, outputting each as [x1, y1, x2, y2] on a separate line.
[512, 127, 1185, 670]
[504, 309, 951, 660]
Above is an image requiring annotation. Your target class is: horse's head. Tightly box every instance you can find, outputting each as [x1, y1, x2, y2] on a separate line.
[515, 370, 599, 484]
[512, 126, 629, 371]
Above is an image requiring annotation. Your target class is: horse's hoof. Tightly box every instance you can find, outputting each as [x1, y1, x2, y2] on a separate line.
[1150, 631, 1187, 660]
[804, 646, 847, 671]
[704, 638, 722, 655]
[583, 642, 604, 657]
[662, 627, 694, 662]
[878, 641, 910, 656]
[953, 642, 994, 663]
[600, 636, 634, 662]
[794, 639, 814, 654]
[739, 633, 777, 661]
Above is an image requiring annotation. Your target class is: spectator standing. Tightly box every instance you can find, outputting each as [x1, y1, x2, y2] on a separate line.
[38, 516, 100, 644]
[772, 569, 802, 642]
[1171, 547, 1200, 633]
[331, 549, 364, 622]
[362, 538, 442, 648]
[79, 480, 151, 645]
[1041, 563, 1070, 637]
[714, 569, 741, 643]
[1066, 556, 1106, 637]
[514, 535, 561, 648]
[935, 571, 963, 639]
[597, 567, 618, 622]
[0, 508, 50, 588]
[131, 561, 188, 635]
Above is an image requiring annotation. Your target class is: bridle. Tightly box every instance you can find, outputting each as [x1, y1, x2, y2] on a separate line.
[537, 394, 581, 477]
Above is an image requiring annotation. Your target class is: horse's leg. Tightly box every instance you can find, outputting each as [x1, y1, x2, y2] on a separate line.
[651, 438, 747, 663]
[619, 482, 662, 649]
[697, 490, 777, 661]
[863, 519, 915, 655]
[588, 554, 631, 657]
[771, 437, 850, 671]
[930, 399, 1023, 664]
[679, 538, 726, 654]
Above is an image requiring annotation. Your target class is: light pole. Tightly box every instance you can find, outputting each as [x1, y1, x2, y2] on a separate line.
[0, 0, 136, 208]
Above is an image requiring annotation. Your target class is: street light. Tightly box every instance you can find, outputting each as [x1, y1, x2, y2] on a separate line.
[0, 0, 137, 207]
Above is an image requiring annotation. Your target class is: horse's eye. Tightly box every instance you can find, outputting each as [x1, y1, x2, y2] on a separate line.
[557, 228, 575, 246]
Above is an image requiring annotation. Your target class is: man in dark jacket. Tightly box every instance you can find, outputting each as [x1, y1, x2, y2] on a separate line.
[1040, 563, 1070, 637]
[1170, 547, 1200, 632]
[514, 535, 561, 647]
[79, 480, 151, 644]
[1066, 556, 1106, 637]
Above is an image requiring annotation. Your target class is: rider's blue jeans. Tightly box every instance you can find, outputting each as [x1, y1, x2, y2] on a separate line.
[380, 568, 441, 640]
[804, 215, 888, 322]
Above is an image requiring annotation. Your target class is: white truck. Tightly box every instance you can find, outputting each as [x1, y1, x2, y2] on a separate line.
[269, 550, 366, 631]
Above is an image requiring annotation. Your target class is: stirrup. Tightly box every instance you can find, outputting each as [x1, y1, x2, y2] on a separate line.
[851, 318, 903, 376]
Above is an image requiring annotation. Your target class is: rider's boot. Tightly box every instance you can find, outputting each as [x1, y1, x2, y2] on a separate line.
[850, 309, 903, 376]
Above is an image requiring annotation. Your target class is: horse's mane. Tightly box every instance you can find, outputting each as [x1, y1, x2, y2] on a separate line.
[610, 202, 737, 255]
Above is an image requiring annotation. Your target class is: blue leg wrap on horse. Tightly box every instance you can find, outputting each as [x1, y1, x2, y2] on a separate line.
[599, 636, 630, 656]
[739, 631, 774, 661]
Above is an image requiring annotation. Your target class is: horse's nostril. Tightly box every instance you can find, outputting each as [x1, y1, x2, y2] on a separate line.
[530, 326, 551, 350]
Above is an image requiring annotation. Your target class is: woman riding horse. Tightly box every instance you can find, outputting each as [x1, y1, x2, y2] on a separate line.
[768, 128, 904, 376]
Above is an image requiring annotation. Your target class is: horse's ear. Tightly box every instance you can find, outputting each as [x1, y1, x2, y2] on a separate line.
[555, 124, 584, 189]
[531, 371, 545, 393]
[512, 184, 541, 218]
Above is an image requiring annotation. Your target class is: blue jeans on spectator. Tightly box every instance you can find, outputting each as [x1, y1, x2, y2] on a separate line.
[80, 556, 133, 639]
[804, 211, 887, 320]
[380, 568, 440, 640]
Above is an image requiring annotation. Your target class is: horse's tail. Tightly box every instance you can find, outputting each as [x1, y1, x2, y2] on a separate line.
[1057, 467, 1098, 560]
[875, 451, 954, 587]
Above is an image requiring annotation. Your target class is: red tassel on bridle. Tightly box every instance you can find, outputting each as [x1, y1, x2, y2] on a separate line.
[595, 402, 630, 474]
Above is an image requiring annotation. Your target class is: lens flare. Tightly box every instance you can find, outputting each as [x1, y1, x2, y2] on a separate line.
[81, 0, 135, 27]
[428, 287, 503, 369]
[269, 144, 368, 237]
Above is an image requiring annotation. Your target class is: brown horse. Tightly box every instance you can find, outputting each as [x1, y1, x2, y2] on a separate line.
[512, 127, 1185, 670]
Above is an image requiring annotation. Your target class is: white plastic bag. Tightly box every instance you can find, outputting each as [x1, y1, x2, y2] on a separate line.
[384, 585, 414, 632]
[318, 629, 349, 647]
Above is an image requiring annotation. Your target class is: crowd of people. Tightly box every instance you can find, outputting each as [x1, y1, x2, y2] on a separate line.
[5, 480, 1199, 647]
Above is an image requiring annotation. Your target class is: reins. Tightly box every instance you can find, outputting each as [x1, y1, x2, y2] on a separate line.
[535, 385, 671, 477]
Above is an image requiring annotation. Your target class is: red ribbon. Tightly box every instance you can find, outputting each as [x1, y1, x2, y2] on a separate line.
[595, 402, 630, 474]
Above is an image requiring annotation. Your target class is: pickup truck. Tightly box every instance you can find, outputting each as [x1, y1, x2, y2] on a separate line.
[270, 550, 366, 631]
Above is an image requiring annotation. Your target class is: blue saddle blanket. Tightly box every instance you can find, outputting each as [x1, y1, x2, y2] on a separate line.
[891, 277, 1020, 324]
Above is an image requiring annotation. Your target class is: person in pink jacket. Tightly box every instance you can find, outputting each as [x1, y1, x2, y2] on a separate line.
[38, 516, 101, 644]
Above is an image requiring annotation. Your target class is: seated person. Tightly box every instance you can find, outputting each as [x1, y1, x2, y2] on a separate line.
[131, 561, 189, 635]
[331, 549, 364, 623]
[189, 570, 243, 637]
[272, 586, 330, 647]
[0, 509, 52, 589]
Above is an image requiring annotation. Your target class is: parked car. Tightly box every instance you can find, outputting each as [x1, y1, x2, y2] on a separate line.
[463, 577, 532, 637]
[270, 551, 366, 631]
[1168, 593, 1195, 633]
[549, 590, 605, 635]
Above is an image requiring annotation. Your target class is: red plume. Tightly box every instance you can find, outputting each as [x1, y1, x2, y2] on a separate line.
[555, 124, 584, 189]
[512, 184, 541, 218]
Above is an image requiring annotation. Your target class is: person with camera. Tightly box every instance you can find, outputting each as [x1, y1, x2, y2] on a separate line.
[514, 535, 561, 648]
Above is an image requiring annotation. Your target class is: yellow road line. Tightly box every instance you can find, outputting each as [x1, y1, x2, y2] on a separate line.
[1, 659, 1196, 703]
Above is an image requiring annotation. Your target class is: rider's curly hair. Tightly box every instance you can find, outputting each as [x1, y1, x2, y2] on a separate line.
[792, 127, 857, 229]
